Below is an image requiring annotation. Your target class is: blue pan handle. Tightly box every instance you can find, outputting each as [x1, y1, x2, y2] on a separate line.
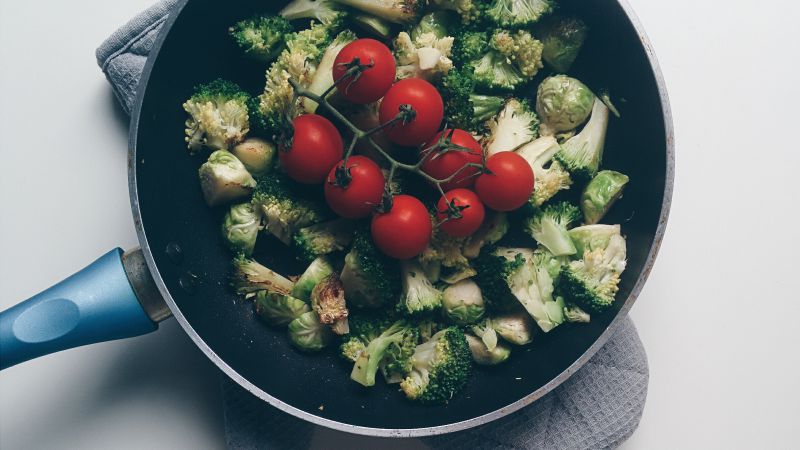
[0, 248, 169, 370]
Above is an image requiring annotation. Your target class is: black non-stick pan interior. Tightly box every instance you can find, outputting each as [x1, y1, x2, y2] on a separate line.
[132, 0, 668, 432]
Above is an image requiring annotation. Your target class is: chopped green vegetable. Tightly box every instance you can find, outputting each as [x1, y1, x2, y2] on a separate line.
[485, 0, 556, 28]
[279, 0, 347, 25]
[442, 280, 486, 325]
[400, 327, 471, 404]
[351, 320, 418, 387]
[524, 202, 581, 257]
[221, 203, 262, 256]
[231, 138, 276, 176]
[184, 79, 251, 154]
[198, 150, 256, 207]
[516, 136, 573, 207]
[311, 273, 350, 334]
[541, 16, 588, 72]
[340, 230, 401, 308]
[255, 291, 310, 326]
[232, 255, 294, 297]
[330, 0, 421, 24]
[466, 333, 511, 365]
[251, 174, 332, 244]
[229, 15, 293, 62]
[410, 11, 459, 40]
[399, 260, 444, 316]
[288, 311, 333, 351]
[536, 75, 595, 137]
[555, 97, 610, 181]
[291, 219, 354, 263]
[581, 170, 630, 224]
[485, 98, 540, 156]
[394, 31, 455, 81]
[291, 256, 335, 302]
[453, 29, 544, 91]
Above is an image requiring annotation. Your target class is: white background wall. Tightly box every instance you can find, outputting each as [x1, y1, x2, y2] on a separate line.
[1, 0, 799, 448]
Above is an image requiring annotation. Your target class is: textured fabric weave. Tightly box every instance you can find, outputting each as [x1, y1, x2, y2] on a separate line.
[96, 3, 649, 448]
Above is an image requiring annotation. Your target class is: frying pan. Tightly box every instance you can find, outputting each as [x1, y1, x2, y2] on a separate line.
[0, 0, 673, 437]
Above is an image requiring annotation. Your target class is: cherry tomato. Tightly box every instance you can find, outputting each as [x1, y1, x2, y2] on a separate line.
[324, 156, 385, 219]
[420, 129, 484, 191]
[280, 114, 343, 184]
[474, 152, 535, 212]
[371, 195, 432, 259]
[379, 79, 444, 147]
[436, 189, 486, 237]
[333, 39, 396, 104]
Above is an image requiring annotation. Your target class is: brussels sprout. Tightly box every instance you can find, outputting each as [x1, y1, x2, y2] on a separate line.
[581, 170, 630, 224]
[465, 334, 511, 366]
[231, 137, 276, 176]
[288, 311, 333, 352]
[311, 273, 350, 335]
[491, 312, 536, 345]
[471, 319, 498, 351]
[198, 150, 257, 207]
[353, 14, 394, 39]
[536, 75, 595, 136]
[291, 257, 335, 302]
[411, 11, 459, 40]
[442, 280, 486, 325]
[221, 203, 262, 256]
[541, 16, 588, 73]
[255, 291, 310, 327]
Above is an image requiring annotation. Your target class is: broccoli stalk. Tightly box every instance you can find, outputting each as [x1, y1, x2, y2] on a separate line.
[555, 98, 610, 181]
[232, 255, 295, 298]
[291, 219, 354, 263]
[350, 320, 418, 387]
[398, 260, 443, 316]
[340, 230, 401, 308]
[559, 225, 627, 313]
[279, 0, 347, 25]
[581, 170, 630, 224]
[302, 30, 358, 113]
[486, 0, 556, 28]
[183, 79, 251, 154]
[251, 174, 332, 245]
[198, 150, 257, 207]
[400, 327, 471, 404]
[484, 98, 540, 157]
[291, 256, 335, 302]
[453, 30, 544, 92]
[516, 136, 573, 207]
[311, 273, 350, 335]
[330, 0, 421, 24]
[524, 202, 581, 257]
[228, 15, 293, 62]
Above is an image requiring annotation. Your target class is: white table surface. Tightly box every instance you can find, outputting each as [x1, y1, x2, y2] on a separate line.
[1, 1, 799, 448]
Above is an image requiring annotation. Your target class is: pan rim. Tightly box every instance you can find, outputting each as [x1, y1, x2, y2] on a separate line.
[128, 0, 674, 438]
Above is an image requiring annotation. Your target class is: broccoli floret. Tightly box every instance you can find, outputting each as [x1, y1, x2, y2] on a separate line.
[524, 202, 581, 257]
[453, 29, 543, 91]
[251, 174, 332, 245]
[340, 230, 401, 308]
[330, 0, 421, 24]
[541, 16, 588, 72]
[279, 0, 347, 25]
[350, 320, 419, 387]
[340, 338, 367, 362]
[485, 0, 555, 28]
[311, 273, 350, 335]
[564, 303, 590, 323]
[581, 170, 630, 225]
[554, 97, 610, 181]
[183, 79, 250, 154]
[258, 21, 335, 140]
[438, 66, 505, 131]
[229, 15, 293, 62]
[339, 312, 393, 362]
[394, 31, 455, 81]
[484, 98, 540, 156]
[291, 219, 354, 263]
[232, 255, 295, 298]
[516, 136, 573, 207]
[428, 0, 483, 24]
[291, 256, 335, 302]
[302, 30, 357, 113]
[255, 291, 311, 326]
[568, 224, 622, 257]
[400, 327, 471, 404]
[472, 245, 526, 311]
[559, 225, 627, 313]
[399, 260, 443, 316]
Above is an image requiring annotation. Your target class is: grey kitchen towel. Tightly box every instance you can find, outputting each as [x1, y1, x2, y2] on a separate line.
[97, 3, 649, 449]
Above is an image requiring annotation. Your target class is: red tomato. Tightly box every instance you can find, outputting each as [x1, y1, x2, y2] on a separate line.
[280, 114, 343, 184]
[333, 39, 396, 104]
[324, 156, 385, 219]
[379, 79, 444, 147]
[371, 195, 432, 259]
[436, 189, 486, 237]
[474, 152, 535, 212]
[420, 129, 484, 191]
